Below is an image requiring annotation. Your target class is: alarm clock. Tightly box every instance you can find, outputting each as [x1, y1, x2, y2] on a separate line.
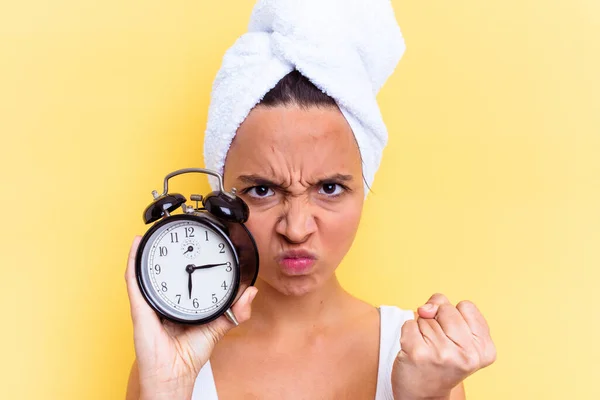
[135, 168, 259, 326]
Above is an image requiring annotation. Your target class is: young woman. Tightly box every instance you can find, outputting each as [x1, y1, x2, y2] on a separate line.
[125, 2, 496, 399]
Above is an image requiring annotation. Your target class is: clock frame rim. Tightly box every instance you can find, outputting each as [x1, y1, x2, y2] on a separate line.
[135, 213, 242, 325]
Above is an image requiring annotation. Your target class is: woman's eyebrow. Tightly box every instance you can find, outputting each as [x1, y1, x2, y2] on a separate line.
[237, 174, 283, 188]
[239, 173, 353, 185]
[318, 173, 354, 182]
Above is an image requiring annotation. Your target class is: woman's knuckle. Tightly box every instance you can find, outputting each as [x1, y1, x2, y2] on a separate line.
[460, 350, 480, 371]
[411, 346, 431, 363]
[457, 300, 475, 309]
[484, 344, 498, 365]
[437, 347, 455, 365]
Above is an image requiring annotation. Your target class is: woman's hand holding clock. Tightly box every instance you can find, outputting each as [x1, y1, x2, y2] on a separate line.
[125, 236, 258, 400]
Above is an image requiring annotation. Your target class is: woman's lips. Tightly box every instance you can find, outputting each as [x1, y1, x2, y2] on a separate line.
[277, 250, 317, 275]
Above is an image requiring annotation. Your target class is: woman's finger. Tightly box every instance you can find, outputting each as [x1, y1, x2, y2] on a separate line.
[456, 301, 491, 339]
[125, 235, 161, 330]
[417, 293, 451, 319]
[434, 304, 473, 350]
[417, 317, 446, 348]
[200, 286, 259, 341]
[399, 319, 427, 359]
[456, 301, 497, 366]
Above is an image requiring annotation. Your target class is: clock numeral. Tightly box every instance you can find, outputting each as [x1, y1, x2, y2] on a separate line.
[185, 227, 195, 238]
[219, 243, 225, 253]
[225, 262, 232, 272]
[159, 246, 168, 257]
[212, 293, 218, 304]
[193, 298, 199, 308]
[170, 232, 179, 243]
[161, 282, 168, 292]
[205, 230, 209, 241]
[175, 294, 181, 304]
[154, 264, 161, 274]
[221, 281, 228, 290]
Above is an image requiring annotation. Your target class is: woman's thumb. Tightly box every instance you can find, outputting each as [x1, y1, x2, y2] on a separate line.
[228, 286, 258, 325]
[205, 286, 258, 341]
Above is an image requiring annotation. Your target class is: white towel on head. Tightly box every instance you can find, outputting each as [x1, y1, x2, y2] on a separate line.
[203, 0, 406, 195]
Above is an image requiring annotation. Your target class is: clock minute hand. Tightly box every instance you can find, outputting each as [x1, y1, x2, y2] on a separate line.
[192, 262, 228, 270]
[188, 271, 193, 299]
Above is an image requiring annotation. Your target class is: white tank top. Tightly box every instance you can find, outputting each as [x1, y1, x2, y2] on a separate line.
[191, 305, 414, 400]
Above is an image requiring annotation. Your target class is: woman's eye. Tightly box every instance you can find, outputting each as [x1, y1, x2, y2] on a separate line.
[247, 185, 275, 198]
[319, 183, 344, 196]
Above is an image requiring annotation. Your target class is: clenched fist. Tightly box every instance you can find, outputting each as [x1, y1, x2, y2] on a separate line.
[392, 294, 496, 400]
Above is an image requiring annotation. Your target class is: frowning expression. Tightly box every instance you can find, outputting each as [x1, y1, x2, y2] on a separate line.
[223, 105, 364, 296]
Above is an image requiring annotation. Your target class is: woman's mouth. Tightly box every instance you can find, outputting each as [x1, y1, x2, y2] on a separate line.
[277, 250, 317, 275]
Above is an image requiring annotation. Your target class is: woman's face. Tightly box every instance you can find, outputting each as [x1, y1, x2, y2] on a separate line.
[223, 104, 364, 296]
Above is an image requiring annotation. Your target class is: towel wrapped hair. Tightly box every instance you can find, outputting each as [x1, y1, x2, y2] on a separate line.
[203, 0, 406, 196]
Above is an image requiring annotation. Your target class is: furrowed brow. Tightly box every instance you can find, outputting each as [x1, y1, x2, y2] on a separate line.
[317, 173, 354, 183]
[237, 174, 289, 191]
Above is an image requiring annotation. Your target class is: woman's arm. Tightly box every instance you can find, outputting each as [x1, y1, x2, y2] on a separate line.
[450, 382, 466, 400]
[125, 359, 140, 400]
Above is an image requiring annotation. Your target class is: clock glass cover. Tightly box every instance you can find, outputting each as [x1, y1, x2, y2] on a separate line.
[138, 216, 239, 322]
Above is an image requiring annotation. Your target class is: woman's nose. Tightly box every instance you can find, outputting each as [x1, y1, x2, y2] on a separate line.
[275, 197, 317, 244]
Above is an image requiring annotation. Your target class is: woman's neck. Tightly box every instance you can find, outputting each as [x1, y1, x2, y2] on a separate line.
[241, 275, 352, 337]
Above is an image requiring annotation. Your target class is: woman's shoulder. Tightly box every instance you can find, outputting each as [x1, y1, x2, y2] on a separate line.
[343, 296, 415, 333]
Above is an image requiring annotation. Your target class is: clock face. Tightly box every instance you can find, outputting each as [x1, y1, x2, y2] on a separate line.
[137, 215, 239, 323]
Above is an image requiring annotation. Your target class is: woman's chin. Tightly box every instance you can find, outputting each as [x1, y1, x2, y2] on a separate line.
[259, 274, 321, 297]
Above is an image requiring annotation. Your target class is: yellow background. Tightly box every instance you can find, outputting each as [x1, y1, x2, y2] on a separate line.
[1, 0, 598, 399]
